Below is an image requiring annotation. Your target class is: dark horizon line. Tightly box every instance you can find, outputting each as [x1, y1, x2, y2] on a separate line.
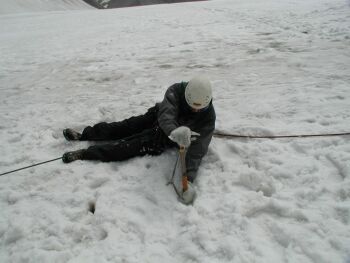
[82, 0, 207, 10]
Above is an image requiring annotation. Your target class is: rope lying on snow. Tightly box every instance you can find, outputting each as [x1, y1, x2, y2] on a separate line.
[1, 131, 349, 176]
[0, 157, 62, 176]
[213, 131, 350, 139]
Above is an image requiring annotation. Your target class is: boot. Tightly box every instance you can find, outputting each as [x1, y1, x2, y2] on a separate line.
[63, 128, 82, 141]
[62, 149, 86, 163]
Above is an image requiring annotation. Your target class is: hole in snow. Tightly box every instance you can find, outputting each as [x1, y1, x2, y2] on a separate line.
[88, 201, 96, 214]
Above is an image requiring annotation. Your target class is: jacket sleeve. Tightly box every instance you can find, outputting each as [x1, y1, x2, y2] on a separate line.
[157, 84, 180, 136]
[186, 120, 215, 182]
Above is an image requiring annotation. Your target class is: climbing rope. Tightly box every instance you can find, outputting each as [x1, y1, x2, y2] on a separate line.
[213, 131, 350, 139]
[1, 131, 349, 177]
[0, 157, 62, 176]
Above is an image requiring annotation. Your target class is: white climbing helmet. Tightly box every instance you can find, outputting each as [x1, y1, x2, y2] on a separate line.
[185, 76, 212, 110]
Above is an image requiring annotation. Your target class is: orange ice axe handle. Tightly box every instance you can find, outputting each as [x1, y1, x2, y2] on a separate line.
[179, 146, 188, 192]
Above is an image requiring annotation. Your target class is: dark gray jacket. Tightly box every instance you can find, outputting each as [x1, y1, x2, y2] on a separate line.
[156, 82, 216, 181]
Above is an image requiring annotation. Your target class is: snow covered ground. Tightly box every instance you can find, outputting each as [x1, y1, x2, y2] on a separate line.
[0, 0, 92, 14]
[1, 0, 350, 262]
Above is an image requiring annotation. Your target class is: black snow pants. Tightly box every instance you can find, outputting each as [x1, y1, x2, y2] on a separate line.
[80, 106, 173, 162]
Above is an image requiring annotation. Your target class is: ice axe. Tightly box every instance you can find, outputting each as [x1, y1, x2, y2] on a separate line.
[179, 146, 196, 205]
[167, 127, 199, 204]
[167, 145, 196, 205]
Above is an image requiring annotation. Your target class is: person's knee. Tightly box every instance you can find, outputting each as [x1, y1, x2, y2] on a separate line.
[187, 171, 197, 183]
[94, 122, 109, 130]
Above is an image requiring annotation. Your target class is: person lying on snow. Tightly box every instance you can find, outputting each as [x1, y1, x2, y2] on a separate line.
[62, 76, 216, 183]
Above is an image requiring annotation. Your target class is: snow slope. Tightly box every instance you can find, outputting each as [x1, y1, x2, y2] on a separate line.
[0, 0, 92, 14]
[0, 0, 350, 262]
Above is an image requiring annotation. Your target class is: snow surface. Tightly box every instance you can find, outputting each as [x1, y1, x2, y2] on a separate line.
[1, 0, 350, 262]
[0, 0, 92, 14]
